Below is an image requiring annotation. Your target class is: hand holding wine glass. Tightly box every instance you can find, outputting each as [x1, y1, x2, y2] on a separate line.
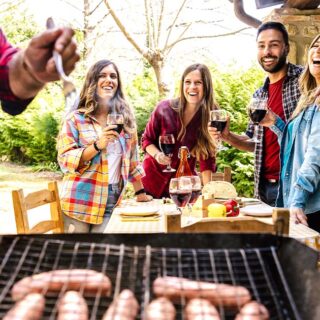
[248, 98, 268, 143]
[107, 113, 124, 134]
[210, 110, 228, 151]
[159, 134, 176, 173]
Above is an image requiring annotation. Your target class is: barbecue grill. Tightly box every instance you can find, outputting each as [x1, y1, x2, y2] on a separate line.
[0, 233, 319, 319]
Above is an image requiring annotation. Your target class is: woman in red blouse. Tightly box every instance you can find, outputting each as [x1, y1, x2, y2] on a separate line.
[141, 63, 217, 198]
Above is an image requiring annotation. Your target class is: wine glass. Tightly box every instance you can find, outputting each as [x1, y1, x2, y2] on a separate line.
[186, 175, 202, 223]
[188, 175, 202, 205]
[169, 177, 192, 212]
[159, 134, 176, 173]
[107, 113, 124, 134]
[248, 98, 268, 143]
[210, 110, 228, 151]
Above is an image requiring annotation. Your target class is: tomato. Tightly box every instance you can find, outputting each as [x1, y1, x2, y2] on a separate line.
[224, 199, 240, 217]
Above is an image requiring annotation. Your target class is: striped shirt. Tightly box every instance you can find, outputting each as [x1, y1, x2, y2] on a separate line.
[0, 28, 32, 115]
[245, 63, 303, 198]
[57, 111, 145, 224]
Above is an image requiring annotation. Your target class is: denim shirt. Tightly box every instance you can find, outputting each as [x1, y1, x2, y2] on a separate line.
[270, 104, 320, 213]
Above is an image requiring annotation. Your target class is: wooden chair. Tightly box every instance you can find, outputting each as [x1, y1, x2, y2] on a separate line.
[12, 181, 64, 234]
[211, 166, 232, 183]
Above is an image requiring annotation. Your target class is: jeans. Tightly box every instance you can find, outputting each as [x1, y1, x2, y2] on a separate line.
[259, 179, 279, 207]
[64, 182, 122, 233]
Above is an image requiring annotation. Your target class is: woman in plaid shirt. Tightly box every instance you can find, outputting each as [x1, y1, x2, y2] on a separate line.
[57, 60, 152, 233]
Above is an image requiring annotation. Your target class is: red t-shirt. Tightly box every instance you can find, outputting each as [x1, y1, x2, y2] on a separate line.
[262, 77, 286, 180]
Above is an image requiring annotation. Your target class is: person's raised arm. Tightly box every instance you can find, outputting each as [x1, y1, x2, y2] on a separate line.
[208, 116, 255, 152]
[8, 27, 79, 100]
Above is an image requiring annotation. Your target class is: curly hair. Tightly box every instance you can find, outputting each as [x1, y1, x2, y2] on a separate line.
[77, 59, 136, 133]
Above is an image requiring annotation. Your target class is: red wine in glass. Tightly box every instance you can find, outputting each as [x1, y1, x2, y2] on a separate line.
[189, 189, 201, 204]
[210, 110, 228, 151]
[107, 113, 124, 134]
[249, 109, 267, 124]
[210, 120, 227, 132]
[248, 98, 268, 142]
[169, 190, 192, 207]
[159, 134, 176, 173]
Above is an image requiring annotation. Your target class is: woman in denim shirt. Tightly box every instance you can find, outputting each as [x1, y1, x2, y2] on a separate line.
[263, 34, 320, 232]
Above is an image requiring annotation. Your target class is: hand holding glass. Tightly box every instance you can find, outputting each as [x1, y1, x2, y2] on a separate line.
[248, 98, 268, 143]
[159, 134, 176, 173]
[107, 113, 124, 134]
[210, 110, 228, 151]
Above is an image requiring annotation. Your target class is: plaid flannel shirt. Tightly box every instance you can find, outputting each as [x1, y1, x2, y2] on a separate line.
[0, 28, 32, 115]
[245, 63, 303, 198]
[57, 111, 145, 224]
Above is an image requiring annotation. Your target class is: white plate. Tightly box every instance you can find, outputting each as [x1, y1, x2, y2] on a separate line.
[118, 206, 159, 216]
[241, 204, 273, 217]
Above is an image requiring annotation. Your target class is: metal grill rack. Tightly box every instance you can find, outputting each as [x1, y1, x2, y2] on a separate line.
[0, 235, 302, 320]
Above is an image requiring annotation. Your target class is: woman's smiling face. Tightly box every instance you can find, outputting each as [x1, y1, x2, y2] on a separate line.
[308, 37, 320, 85]
[183, 69, 204, 107]
[96, 64, 119, 101]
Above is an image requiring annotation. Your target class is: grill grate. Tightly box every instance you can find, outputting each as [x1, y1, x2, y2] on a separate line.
[0, 236, 301, 320]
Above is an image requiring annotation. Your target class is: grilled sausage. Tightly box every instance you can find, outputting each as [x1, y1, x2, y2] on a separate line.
[57, 291, 89, 320]
[11, 269, 112, 301]
[185, 298, 221, 320]
[102, 289, 139, 320]
[144, 297, 176, 320]
[234, 301, 270, 320]
[3, 293, 45, 320]
[153, 276, 251, 307]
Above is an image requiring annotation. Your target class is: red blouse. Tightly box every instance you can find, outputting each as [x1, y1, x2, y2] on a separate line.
[141, 99, 216, 198]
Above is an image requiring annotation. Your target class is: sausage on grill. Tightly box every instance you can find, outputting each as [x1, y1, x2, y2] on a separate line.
[3, 293, 45, 320]
[235, 301, 270, 320]
[11, 269, 112, 301]
[153, 276, 251, 307]
[144, 297, 176, 320]
[185, 298, 221, 320]
[57, 291, 89, 320]
[102, 289, 139, 320]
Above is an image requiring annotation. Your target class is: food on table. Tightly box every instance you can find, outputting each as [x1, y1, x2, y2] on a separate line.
[153, 276, 251, 307]
[11, 269, 112, 301]
[185, 298, 220, 320]
[144, 297, 176, 320]
[57, 291, 89, 320]
[202, 181, 237, 199]
[235, 301, 270, 319]
[207, 203, 227, 218]
[102, 289, 139, 320]
[192, 196, 215, 211]
[3, 293, 45, 320]
[224, 199, 240, 217]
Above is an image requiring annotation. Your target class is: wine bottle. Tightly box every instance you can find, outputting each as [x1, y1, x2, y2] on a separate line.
[176, 146, 192, 177]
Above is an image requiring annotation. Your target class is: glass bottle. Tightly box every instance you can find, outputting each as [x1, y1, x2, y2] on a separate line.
[176, 146, 192, 177]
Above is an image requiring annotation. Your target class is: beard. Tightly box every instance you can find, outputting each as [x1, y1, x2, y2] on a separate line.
[259, 52, 287, 73]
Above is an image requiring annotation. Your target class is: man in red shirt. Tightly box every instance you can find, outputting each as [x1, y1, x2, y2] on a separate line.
[0, 26, 79, 115]
[209, 21, 303, 206]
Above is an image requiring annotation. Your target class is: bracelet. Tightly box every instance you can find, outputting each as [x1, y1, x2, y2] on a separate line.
[93, 141, 101, 152]
[134, 188, 146, 196]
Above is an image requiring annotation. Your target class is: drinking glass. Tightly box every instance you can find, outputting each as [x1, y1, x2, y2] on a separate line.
[107, 113, 124, 134]
[159, 134, 176, 173]
[169, 177, 192, 212]
[188, 175, 202, 205]
[210, 110, 228, 151]
[248, 98, 268, 143]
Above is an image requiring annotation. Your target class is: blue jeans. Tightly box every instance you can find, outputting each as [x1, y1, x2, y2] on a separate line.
[259, 179, 279, 207]
[64, 182, 122, 233]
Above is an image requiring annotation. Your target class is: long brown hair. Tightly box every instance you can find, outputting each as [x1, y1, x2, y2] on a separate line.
[171, 63, 217, 160]
[77, 59, 136, 132]
[292, 34, 320, 118]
